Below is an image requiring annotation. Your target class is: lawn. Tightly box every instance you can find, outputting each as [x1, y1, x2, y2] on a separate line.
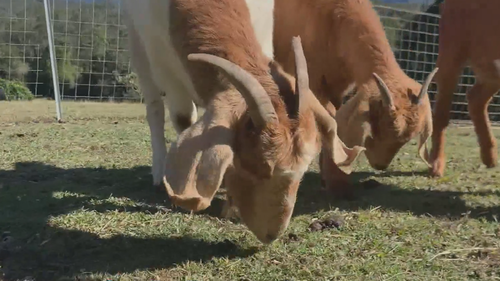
[1, 99, 499, 281]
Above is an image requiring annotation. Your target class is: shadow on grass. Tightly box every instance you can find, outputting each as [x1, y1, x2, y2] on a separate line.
[0, 161, 254, 280]
[1, 161, 499, 279]
[294, 171, 500, 221]
[2, 228, 256, 280]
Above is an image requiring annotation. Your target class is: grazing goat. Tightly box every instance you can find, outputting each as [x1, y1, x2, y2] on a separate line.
[273, 0, 437, 197]
[122, 0, 364, 244]
[429, 0, 500, 177]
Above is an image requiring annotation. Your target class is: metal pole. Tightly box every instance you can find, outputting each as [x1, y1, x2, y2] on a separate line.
[43, 0, 63, 121]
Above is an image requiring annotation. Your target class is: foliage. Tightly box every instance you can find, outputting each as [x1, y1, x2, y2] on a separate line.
[113, 71, 142, 100]
[0, 78, 34, 100]
[0, 0, 133, 100]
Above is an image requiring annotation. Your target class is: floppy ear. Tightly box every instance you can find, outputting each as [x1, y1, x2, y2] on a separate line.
[322, 119, 366, 175]
[163, 111, 234, 212]
[302, 91, 365, 175]
[417, 107, 432, 168]
[335, 95, 372, 147]
[321, 95, 367, 174]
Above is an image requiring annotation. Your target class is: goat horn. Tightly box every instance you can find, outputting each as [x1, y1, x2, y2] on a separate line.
[372, 72, 395, 109]
[292, 36, 308, 115]
[416, 67, 439, 104]
[188, 53, 278, 128]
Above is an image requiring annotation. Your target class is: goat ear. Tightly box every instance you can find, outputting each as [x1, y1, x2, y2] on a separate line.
[417, 109, 433, 168]
[323, 120, 366, 174]
[298, 81, 365, 174]
[335, 95, 372, 153]
[163, 112, 234, 212]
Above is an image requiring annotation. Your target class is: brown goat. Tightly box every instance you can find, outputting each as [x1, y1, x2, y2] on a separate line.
[124, 0, 364, 244]
[429, 0, 500, 177]
[273, 0, 437, 197]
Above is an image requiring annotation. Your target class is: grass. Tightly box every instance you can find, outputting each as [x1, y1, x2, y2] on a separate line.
[1, 99, 499, 281]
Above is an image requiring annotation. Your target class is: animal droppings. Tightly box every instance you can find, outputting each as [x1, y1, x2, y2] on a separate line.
[323, 216, 343, 229]
[287, 233, 299, 242]
[308, 221, 324, 232]
[308, 216, 343, 232]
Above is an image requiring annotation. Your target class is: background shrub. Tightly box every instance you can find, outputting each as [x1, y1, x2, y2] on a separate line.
[0, 78, 34, 100]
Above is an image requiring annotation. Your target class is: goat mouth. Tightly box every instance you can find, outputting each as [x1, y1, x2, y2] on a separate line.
[366, 156, 389, 170]
[371, 163, 389, 170]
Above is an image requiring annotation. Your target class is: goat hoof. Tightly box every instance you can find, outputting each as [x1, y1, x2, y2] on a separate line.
[428, 156, 445, 178]
[429, 166, 443, 178]
[481, 153, 498, 168]
[484, 158, 497, 168]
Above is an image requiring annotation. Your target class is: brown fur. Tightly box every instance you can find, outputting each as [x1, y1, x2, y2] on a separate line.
[170, 0, 277, 106]
[429, 0, 500, 177]
[273, 0, 435, 197]
[162, 0, 364, 244]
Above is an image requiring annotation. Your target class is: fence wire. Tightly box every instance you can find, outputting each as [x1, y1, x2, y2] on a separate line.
[0, 0, 498, 121]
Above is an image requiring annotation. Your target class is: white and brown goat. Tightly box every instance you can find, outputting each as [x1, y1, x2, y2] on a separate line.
[273, 0, 438, 197]
[122, 0, 364, 243]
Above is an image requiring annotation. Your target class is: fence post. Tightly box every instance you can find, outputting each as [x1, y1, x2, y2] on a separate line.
[43, 0, 63, 122]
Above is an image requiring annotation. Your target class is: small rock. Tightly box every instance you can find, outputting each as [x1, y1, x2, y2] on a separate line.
[287, 233, 299, 241]
[270, 259, 281, 265]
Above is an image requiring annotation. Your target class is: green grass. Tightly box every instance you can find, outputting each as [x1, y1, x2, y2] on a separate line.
[1, 99, 499, 281]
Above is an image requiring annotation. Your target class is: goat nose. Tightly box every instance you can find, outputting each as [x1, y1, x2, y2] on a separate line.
[372, 163, 389, 170]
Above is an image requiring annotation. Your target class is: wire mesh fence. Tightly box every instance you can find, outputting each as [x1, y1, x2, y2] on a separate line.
[0, 0, 498, 121]
[373, 4, 500, 122]
[0, 0, 43, 98]
[0, 0, 135, 103]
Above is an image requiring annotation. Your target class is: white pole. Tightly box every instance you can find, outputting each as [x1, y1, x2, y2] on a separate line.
[43, 0, 63, 122]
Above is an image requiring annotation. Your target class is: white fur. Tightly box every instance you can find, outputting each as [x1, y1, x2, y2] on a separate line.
[122, 0, 275, 185]
[245, 0, 275, 60]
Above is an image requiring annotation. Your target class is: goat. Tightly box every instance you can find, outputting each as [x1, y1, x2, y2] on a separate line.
[429, 0, 500, 177]
[273, 0, 437, 197]
[122, 0, 364, 244]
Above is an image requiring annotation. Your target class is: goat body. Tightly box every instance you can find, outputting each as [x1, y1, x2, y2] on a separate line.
[123, 0, 364, 243]
[429, 0, 500, 177]
[123, 0, 275, 186]
[273, 0, 437, 198]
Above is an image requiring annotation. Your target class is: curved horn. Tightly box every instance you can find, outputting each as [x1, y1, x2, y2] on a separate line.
[416, 67, 439, 104]
[372, 72, 395, 109]
[188, 53, 278, 129]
